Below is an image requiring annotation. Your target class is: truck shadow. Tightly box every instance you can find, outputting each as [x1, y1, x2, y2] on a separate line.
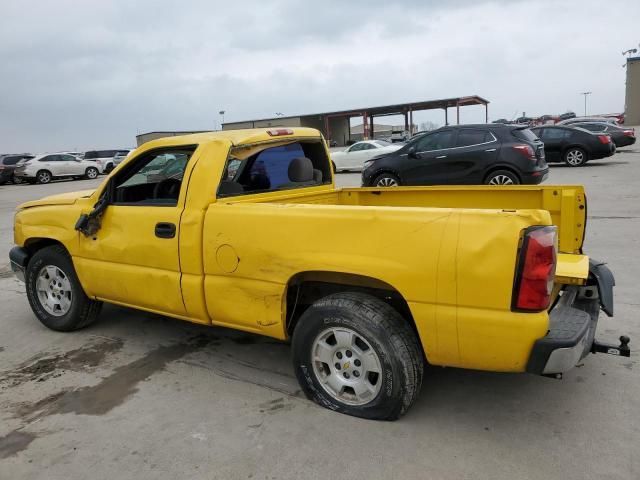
[84, 304, 584, 426]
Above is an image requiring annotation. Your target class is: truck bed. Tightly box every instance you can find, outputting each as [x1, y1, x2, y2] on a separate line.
[232, 185, 587, 254]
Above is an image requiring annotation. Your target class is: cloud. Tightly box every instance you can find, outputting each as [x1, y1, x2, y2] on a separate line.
[0, 0, 637, 152]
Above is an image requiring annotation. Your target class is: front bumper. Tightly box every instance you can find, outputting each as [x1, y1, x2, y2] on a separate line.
[9, 246, 28, 282]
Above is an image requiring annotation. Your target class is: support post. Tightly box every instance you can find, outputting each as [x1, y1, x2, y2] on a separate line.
[324, 116, 331, 142]
[485, 103, 489, 123]
[409, 109, 413, 134]
[444, 108, 448, 125]
[404, 111, 409, 131]
[456, 102, 460, 125]
[363, 111, 369, 140]
[369, 115, 374, 139]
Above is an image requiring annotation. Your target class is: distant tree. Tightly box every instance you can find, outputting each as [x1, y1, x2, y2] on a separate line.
[419, 121, 439, 132]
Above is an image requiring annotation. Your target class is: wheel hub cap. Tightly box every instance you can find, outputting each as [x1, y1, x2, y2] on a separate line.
[489, 174, 514, 185]
[36, 265, 72, 316]
[377, 177, 398, 187]
[311, 327, 383, 405]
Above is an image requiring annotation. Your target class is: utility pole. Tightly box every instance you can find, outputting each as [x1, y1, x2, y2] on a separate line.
[580, 92, 592, 117]
[218, 110, 225, 129]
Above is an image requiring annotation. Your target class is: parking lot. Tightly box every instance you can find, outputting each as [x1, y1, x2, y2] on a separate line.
[0, 149, 639, 480]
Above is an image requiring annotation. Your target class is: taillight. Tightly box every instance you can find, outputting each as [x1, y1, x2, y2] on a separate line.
[512, 226, 557, 312]
[597, 135, 610, 144]
[267, 128, 294, 136]
[623, 129, 635, 137]
[512, 144, 536, 160]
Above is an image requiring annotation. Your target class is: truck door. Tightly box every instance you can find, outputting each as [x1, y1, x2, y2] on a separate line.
[75, 147, 196, 316]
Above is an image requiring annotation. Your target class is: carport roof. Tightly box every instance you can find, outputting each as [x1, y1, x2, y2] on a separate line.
[223, 95, 489, 124]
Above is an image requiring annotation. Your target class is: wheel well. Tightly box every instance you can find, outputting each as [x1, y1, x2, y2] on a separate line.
[285, 271, 417, 337]
[23, 238, 65, 256]
[483, 165, 521, 183]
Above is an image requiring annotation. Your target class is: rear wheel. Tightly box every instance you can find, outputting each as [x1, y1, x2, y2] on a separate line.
[25, 245, 102, 331]
[292, 292, 424, 420]
[36, 170, 52, 184]
[564, 147, 587, 167]
[373, 173, 400, 187]
[85, 167, 99, 179]
[11, 174, 23, 184]
[485, 169, 520, 185]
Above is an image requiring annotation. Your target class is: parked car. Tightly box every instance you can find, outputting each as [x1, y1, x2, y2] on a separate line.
[558, 117, 619, 126]
[113, 149, 134, 166]
[361, 124, 548, 187]
[8, 127, 630, 420]
[571, 122, 636, 148]
[530, 125, 615, 167]
[558, 112, 576, 121]
[84, 150, 124, 173]
[13, 153, 100, 184]
[390, 129, 409, 142]
[331, 140, 403, 172]
[0, 154, 34, 185]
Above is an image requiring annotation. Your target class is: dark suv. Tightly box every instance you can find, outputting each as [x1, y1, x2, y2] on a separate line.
[0, 154, 34, 185]
[361, 124, 547, 186]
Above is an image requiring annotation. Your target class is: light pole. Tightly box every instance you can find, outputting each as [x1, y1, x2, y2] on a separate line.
[580, 92, 591, 117]
[218, 110, 225, 128]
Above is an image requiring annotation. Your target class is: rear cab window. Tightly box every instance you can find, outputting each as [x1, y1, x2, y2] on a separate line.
[218, 140, 331, 197]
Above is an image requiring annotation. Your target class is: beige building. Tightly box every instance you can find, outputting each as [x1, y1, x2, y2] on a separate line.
[626, 56, 640, 125]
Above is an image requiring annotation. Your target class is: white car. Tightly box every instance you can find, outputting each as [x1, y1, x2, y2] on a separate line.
[14, 153, 100, 184]
[331, 140, 402, 172]
[113, 149, 134, 166]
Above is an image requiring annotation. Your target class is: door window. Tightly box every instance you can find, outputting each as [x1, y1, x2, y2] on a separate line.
[456, 129, 493, 147]
[540, 128, 571, 140]
[348, 143, 364, 152]
[111, 147, 195, 205]
[415, 131, 455, 152]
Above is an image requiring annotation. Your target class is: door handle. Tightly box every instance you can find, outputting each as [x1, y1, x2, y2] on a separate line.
[155, 222, 176, 239]
[485, 148, 497, 152]
[436, 155, 447, 159]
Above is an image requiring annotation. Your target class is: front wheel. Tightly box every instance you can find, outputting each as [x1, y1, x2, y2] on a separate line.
[85, 167, 99, 179]
[564, 147, 587, 167]
[485, 169, 520, 185]
[373, 173, 401, 187]
[12, 174, 23, 184]
[292, 292, 424, 420]
[25, 245, 102, 331]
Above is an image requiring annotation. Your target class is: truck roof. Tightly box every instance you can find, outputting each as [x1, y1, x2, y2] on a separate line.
[142, 127, 323, 150]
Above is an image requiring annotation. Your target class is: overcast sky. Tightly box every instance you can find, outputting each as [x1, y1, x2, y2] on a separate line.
[1, 0, 638, 152]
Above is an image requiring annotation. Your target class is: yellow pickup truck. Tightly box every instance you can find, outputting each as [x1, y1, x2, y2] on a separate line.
[9, 127, 630, 420]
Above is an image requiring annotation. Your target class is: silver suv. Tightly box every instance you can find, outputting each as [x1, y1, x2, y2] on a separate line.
[14, 154, 100, 184]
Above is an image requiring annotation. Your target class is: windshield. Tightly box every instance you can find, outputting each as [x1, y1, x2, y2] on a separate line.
[374, 140, 392, 147]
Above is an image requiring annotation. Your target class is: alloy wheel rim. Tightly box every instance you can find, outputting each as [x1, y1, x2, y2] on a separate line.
[488, 174, 514, 185]
[377, 177, 398, 187]
[39, 172, 50, 183]
[311, 327, 383, 406]
[35, 265, 72, 316]
[88, 169, 97, 178]
[567, 150, 584, 165]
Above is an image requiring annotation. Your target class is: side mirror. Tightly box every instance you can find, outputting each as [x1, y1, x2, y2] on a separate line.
[407, 145, 418, 158]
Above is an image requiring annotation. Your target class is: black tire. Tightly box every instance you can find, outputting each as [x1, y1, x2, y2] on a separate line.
[104, 163, 114, 174]
[563, 147, 587, 167]
[331, 161, 337, 173]
[85, 167, 99, 179]
[36, 170, 52, 184]
[484, 169, 520, 185]
[292, 292, 424, 420]
[373, 172, 401, 187]
[11, 174, 23, 185]
[25, 245, 102, 332]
